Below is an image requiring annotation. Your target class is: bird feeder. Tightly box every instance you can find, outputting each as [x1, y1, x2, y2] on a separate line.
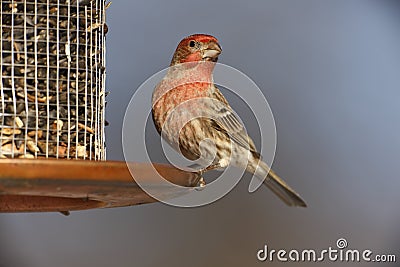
[0, 0, 106, 159]
[0, 1, 199, 214]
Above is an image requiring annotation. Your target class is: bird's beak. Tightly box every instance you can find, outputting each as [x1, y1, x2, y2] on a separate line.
[202, 42, 222, 62]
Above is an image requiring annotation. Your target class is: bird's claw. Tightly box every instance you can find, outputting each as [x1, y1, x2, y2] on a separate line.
[195, 177, 206, 191]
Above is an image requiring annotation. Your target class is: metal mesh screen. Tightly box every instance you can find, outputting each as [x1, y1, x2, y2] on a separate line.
[0, 0, 107, 160]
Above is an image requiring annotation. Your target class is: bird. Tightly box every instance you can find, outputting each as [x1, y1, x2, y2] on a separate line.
[152, 34, 306, 207]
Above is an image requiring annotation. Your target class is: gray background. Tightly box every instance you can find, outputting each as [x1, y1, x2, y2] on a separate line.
[1, 1, 400, 266]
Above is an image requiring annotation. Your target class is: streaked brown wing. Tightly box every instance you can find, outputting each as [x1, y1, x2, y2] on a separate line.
[210, 86, 258, 154]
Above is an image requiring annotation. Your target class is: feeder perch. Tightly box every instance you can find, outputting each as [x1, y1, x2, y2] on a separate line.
[0, 159, 201, 213]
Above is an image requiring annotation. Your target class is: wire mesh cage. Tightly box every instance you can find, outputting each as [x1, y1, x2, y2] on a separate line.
[0, 0, 107, 160]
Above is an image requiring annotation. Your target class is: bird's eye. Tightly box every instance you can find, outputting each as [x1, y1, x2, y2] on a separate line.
[189, 40, 196, 48]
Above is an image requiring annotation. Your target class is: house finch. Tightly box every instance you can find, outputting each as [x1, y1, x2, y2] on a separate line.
[152, 34, 306, 207]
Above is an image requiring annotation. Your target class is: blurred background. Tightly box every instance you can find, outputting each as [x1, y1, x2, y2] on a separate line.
[1, 0, 399, 266]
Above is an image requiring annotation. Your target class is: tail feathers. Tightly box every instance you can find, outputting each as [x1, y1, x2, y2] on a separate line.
[263, 169, 307, 207]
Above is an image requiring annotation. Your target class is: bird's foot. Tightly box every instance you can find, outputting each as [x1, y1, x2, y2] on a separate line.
[195, 177, 206, 191]
[201, 162, 221, 173]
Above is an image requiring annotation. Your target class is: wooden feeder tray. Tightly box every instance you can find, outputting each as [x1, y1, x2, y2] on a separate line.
[0, 159, 200, 214]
